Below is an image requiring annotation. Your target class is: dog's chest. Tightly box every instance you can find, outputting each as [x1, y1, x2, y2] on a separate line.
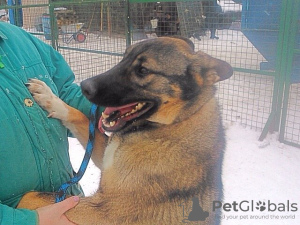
[103, 137, 120, 170]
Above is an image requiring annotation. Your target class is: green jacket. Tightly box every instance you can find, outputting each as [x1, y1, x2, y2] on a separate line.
[0, 22, 99, 224]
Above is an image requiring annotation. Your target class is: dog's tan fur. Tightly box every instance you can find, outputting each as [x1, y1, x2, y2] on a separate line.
[18, 37, 232, 224]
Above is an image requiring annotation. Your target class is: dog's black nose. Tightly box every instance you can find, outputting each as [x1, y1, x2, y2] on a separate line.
[81, 79, 97, 101]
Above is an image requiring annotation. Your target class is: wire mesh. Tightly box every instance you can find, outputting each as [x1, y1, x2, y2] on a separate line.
[1, 0, 299, 147]
[282, 2, 300, 146]
[217, 72, 274, 130]
[53, 1, 126, 83]
[284, 84, 300, 146]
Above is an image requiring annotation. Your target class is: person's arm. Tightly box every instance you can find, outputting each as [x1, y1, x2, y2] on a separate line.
[35, 196, 79, 225]
[0, 204, 37, 225]
[0, 196, 79, 225]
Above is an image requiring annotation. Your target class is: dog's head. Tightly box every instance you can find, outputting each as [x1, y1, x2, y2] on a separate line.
[81, 36, 233, 133]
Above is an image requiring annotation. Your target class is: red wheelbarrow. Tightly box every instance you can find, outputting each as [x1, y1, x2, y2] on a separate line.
[61, 23, 86, 44]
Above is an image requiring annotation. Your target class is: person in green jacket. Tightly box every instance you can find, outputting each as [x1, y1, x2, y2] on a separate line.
[0, 22, 101, 224]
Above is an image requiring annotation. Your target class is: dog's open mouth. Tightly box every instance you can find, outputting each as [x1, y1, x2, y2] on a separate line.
[99, 101, 154, 132]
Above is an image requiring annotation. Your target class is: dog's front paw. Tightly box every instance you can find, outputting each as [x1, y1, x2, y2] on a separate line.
[26, 79, 68, 120]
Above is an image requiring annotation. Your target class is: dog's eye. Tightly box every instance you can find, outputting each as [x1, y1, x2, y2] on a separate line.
[137, 67, 150, 77]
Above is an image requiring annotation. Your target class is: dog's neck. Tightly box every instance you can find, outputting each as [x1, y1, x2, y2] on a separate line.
[118, 120, 158, 135]
[174, 85, 217, 124]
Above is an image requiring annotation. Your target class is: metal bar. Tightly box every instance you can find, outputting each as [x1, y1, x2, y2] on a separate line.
[281, 140, 300, 149]
[0, 4, 49, 10]
[129, 0, 208, 2]
[49, 3, 58, 49]
[125, 0, 131, 47]
[233, 67, 276, 77]
[272, 0, 290, 133]
[242, 28, 281, 32]
[49, 0, 116, 5]
[57, 46, 124, 57]
[259, 112, 276, 141]
[259, 0, 291, 141]
[278, 0, 299, 143]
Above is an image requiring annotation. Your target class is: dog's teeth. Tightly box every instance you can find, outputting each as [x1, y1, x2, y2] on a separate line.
[138, 102, 146, 109]
[102, 112, 109, 119]
[103, 102, 146, 123]
[136, 103, 143, 110]
[103, 120, 109, 127]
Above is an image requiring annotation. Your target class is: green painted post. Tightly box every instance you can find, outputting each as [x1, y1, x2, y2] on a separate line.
[274, 0, 291, 132]
[259, 0, 289, 140]
[279, 0, 299, 145]
[125, 0, 132, 47]
[259, 0, 299, 142]
[49, 2, 58, 50]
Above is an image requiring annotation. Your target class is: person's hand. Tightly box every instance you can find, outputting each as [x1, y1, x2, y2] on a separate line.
[36, 196, 79, 225]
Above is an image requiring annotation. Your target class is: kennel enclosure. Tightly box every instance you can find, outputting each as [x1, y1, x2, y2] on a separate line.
[1, 0, 299, 148]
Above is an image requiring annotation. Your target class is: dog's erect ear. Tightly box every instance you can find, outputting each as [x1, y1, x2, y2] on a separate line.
[192, 51, 233, 85]
[168, 36, 195, 51]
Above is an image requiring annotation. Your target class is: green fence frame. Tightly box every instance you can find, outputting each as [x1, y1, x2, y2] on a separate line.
[277, 0, 299, 147]
[1, 0, 299, 148]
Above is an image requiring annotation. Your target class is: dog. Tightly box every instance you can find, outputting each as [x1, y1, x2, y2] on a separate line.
[18, 36, 233, 224]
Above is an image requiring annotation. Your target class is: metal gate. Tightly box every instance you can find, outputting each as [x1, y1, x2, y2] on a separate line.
[1, 0, 299, 148]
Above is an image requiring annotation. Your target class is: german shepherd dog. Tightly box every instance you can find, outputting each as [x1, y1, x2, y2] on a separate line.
[19, 36, 233, 224]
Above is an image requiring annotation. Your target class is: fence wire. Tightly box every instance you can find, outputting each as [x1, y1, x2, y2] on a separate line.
[284, 84, 300, 146]
[1, 0, 299, 147]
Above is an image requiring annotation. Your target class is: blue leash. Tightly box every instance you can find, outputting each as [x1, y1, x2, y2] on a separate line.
[55, 104, 98, 203]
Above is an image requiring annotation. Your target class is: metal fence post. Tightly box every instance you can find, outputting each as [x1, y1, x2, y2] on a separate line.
[278, 0, 299, 146]
[259, 0, 299, 143]
[49, 1, 58, 50]
[125, 0, 132, 47]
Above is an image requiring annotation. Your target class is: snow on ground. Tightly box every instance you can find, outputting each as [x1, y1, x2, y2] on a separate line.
[222, 122, 300, 225]
[69, 138, 100, 197]
[69, 122, 300, 225]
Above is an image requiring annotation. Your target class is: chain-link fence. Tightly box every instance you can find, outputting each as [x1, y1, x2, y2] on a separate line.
[1, 0, 299, 147]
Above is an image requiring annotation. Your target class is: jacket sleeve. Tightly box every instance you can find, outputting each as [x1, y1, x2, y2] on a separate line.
[0, 204, 37, 225]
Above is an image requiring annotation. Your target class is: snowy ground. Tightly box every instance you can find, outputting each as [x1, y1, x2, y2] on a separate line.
[69, 121, 300, 225]
[222, 123, 300, 225]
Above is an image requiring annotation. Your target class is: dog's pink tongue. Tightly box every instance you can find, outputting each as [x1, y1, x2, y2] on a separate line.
[103, 102, 138, 115]
[98, 103, 138, 133]
[98, 122, 106, 133]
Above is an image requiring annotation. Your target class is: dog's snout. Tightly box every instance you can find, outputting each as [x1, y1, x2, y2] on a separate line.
[81, 79, 97, 101]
